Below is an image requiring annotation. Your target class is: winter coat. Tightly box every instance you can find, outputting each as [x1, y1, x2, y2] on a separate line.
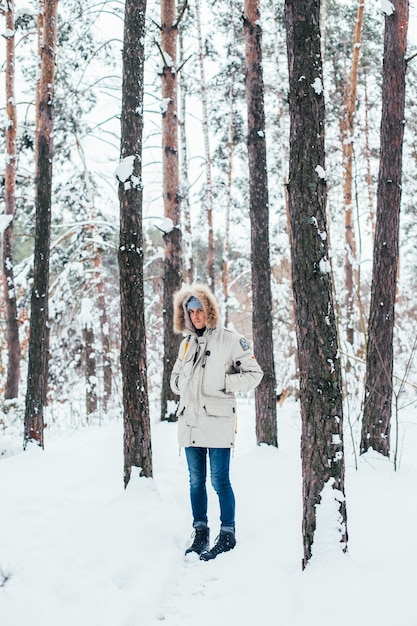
[170, 284, 263, 448]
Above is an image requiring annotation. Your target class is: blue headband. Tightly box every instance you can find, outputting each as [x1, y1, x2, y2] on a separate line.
[187, 296, 203, 310]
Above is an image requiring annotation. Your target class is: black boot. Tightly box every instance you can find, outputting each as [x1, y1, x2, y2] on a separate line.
[200, 530, 236, 561]
[185, 526, 210, 556]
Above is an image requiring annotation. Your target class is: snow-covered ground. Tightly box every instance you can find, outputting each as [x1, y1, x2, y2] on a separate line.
[1, 399, 416, 626]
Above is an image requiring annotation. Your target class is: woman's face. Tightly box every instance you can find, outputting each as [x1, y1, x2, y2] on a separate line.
[189, 308, 206, 330]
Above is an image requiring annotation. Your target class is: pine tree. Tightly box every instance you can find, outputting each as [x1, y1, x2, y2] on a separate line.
[117, 0, 152, 484]
[244, 0, 277, 447]
[160, 0, 183, 422]
[24, 0, 59, 447]
[285, 0, 348, 567]
[360, 0, 409, 457]
[2, 0, 21, 401]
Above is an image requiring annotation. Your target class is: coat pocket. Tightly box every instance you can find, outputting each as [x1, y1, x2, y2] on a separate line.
[203, 400, 235, 418]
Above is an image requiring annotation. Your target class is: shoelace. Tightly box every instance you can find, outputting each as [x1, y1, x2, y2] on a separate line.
[210, 534, 232, 555]
[188, 528, 209, 552]
[194, 533, 208, 550]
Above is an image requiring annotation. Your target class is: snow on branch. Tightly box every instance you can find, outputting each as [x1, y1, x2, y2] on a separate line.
[154, 217, 175, 234]
[381, 0, 395, 15]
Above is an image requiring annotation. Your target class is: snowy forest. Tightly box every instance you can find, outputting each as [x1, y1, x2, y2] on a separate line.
[1, 0, 417, 623]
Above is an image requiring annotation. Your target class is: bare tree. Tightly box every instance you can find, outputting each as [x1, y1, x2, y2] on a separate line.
[2, 0, 21, 401]
[360, 0, 409, 456]
[117, 0, 152, 485]
[24, 0, 58, 447]
[285, 0, 348, 567]
[160, 0, 184, 422]
[244, 0, 277, 446]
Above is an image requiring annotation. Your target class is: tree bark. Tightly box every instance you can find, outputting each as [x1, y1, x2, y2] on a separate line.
[285, 0, 348, 567]
[118, 0, 152, 485]
[160, 0, 183, 422]
[24, 0, 58, 447]
[360, 0, 409, 456]
[3, 0, 21, 401]
[244, 0, 277, 447]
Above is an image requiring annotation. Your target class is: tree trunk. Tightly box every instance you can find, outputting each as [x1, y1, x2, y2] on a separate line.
[363, 74, 376, 238]
[222, 1, 238, 329]
[222, 83, 234, 328]
[178, 26, 194, 285]
[195, 0, 215, 288]
[160, 0, 183, 422]
[24, 0, 58, 448]
[94, 247, 112, 413]
[340, 0, 365, 348]
[272, 11, 289, 211]
[118, 0, 152, 485]
[2, 0, 21, 401]
[285, 0, 348, 568]
[244, 0, 277, 447]
[360, 0, 409, 456]
[81, 298, 98, 419]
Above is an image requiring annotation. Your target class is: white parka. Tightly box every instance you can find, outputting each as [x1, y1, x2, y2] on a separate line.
[170, 284, 263, 448]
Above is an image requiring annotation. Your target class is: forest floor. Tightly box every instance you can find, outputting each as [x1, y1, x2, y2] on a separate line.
[1, 398, 416, 625]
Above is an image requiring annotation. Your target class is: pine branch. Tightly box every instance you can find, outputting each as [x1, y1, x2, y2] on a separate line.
[405, 51, 417, 65]
[175, 0, 189, 28]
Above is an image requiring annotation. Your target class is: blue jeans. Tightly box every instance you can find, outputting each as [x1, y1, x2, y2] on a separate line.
[185, 447, 235, 531]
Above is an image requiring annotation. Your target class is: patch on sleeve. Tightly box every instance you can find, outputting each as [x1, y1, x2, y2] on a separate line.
[240, 337, 249, 351]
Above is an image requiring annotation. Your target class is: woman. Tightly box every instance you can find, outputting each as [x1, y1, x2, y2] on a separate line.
[170, 283, 263, 560]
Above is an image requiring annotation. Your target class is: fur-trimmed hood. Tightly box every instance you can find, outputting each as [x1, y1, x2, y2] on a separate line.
[173, 283, 220, 334]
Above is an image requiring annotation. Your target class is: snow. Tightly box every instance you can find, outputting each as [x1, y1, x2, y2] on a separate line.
[0, 214, 13, 235]
[160, 97, 172, 114]
[319, 257, 331, 273]
[312, 478, 346, 559]
[327, 357, 335, 373]
[114, 156, 142, 190]
[311, 77, 323, 95]
[381, 0, 395, 16]
[1, 400, 416, 626]
[157, 217, 175, 234]
[80, 297, 93, 328]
